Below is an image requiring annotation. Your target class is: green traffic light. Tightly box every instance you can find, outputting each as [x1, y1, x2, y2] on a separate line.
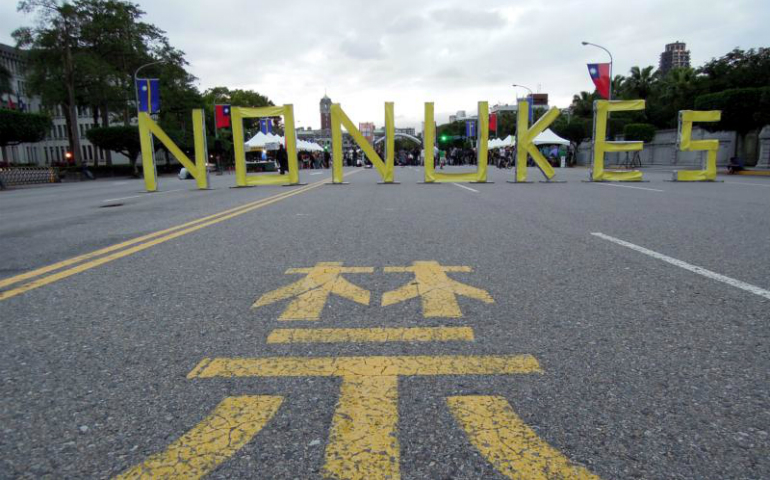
[440, 135, 448, 142]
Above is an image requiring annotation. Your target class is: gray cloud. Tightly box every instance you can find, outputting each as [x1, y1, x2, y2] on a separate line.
[1, 0, 767, 129]
[431, 7, 506, 29]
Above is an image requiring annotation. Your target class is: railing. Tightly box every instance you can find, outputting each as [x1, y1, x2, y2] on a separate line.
[0, 167, 59, 188]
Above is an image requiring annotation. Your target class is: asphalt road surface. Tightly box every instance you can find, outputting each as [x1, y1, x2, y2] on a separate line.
[1, 166, 768, 479]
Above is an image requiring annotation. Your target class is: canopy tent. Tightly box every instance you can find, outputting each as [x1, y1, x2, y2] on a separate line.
[533, 129, 570, 146]
[245, 132, 324, 152]
[488, 130, 569, 149]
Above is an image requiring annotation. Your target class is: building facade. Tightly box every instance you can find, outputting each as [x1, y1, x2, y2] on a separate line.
[659, 42, 691, 74]
[0, 43, 128, 166]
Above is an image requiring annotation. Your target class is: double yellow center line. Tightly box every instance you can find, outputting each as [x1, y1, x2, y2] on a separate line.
[0, 175, 347, 302]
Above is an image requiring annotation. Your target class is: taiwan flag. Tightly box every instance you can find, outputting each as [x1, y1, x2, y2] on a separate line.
[215, 104, 231, 129]
[587, 63, 611, 99]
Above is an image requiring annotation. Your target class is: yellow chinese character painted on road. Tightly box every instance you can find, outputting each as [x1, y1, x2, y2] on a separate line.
[382, 261, 494, 317]
[253, 262, 374, 320]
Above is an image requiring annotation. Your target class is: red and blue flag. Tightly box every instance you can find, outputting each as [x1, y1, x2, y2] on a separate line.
[587, 63, 611, 99]
[215, 104, 231, 129]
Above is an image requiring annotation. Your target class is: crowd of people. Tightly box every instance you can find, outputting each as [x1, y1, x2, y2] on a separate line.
[278, 143, 572, 173]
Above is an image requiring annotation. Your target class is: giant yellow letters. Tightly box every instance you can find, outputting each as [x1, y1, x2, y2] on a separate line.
[232, 105, 300, 186]
[674, 110, 722, 182]
[591, 100, 645, 182]
[138, 110, 209, 192]
[331, 103, 395, 183]
[514, 101, 560, 182]
[423, 102, 489, 183]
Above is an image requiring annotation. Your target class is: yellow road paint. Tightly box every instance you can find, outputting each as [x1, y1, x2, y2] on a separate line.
[189, 355, 541, 479]
[115, 395, 283, 480]
[253, 262, 374, 320]
[447, 396, 600, 480]
[0, 172, 362, 302]
[324, 375, 400, 480]
[188, 354, 541, 379]
[382, 261, 494, 317]
[266, 326, 474, 344]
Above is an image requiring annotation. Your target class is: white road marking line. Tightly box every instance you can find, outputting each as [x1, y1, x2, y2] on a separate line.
[725, 181, 770, 188]
[593, 183, 664, 192]
[112, 181, 128, 186]
[592, 232, 770, 300]
[452, 183, 480, 193]
[309, 172, 324, 176]
[103, 189, 183, 203]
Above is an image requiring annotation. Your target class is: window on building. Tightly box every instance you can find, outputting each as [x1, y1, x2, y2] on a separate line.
[87, 145, 93, 161]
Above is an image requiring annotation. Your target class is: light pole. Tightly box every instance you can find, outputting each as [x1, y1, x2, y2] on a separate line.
[512, 84, 534, 122]
[581, 41, 613, 101]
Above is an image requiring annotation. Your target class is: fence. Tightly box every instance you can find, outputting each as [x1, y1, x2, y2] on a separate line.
[0, 166, 59, 188]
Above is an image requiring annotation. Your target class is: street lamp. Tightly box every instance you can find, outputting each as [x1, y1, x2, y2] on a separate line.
[512, 84, 534, 122]
[581, 41, 613, 100]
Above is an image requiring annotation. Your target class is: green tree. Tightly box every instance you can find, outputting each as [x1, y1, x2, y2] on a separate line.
[0, 109, 52, 163]
[14, 0, 85, 166]
[623, 123, 656, 143]
[699, 48, 770, 93]
[86, 125, 141, 173]
[695, 87, 770, 158]
[551, 115, 591, 164]
[623, 66, 657, 100]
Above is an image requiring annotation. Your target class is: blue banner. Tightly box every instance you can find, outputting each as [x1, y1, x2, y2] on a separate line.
[259, 118, 273, 134]
[465, 120, 476, 138]
[136, 78, 160, 114]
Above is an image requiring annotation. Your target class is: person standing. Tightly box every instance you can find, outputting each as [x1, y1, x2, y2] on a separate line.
[277, 144, 288, 175]
[323, 148, 331, 169]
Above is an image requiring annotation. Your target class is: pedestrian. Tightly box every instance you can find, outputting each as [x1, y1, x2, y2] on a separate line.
[277, 144, 288, 175]
[323, 148, 331, 168]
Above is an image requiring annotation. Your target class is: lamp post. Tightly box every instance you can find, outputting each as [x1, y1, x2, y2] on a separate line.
[581, 41, 613, 101]
[512, 84, 534, 122]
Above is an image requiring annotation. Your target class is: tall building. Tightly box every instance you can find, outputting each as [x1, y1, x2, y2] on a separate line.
[320, 94, 332, 131]
[0, 42, 127, 166]
[659, 42, 691, 74]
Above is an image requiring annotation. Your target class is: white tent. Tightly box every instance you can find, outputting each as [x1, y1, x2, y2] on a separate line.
[245, 131, 270, 149]
[533, 129, 570, 146]
[489, 130, 570, 148]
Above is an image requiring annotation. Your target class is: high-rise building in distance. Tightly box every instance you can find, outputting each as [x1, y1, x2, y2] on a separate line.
[659, 42, 691, 74]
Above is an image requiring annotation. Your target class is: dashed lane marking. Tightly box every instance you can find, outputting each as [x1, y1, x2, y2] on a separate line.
[452, 182, 480, 193]
[114, 395, 283, 480]
[266, 326, 475, 344]
[447, 396, 599, 479]
[592, 232, 770, 300]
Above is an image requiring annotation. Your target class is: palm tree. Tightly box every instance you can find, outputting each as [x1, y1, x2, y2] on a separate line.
[624, 66, 657, 99]
[571, 91, 597, 117]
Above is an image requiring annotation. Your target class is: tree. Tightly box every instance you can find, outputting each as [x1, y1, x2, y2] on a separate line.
[551, 115, 591, 165]
[14, 0, 85, 167]
[0, 109, 52, 163]
[623, 123, 656, 143]
[695, 87, 770, 158]
[623, 66, 657, 100]
[699, 48, 770, 93]
[86, 125, 141, 173]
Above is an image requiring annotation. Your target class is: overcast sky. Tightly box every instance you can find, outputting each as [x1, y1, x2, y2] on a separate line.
[1, 0, 767, 130]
